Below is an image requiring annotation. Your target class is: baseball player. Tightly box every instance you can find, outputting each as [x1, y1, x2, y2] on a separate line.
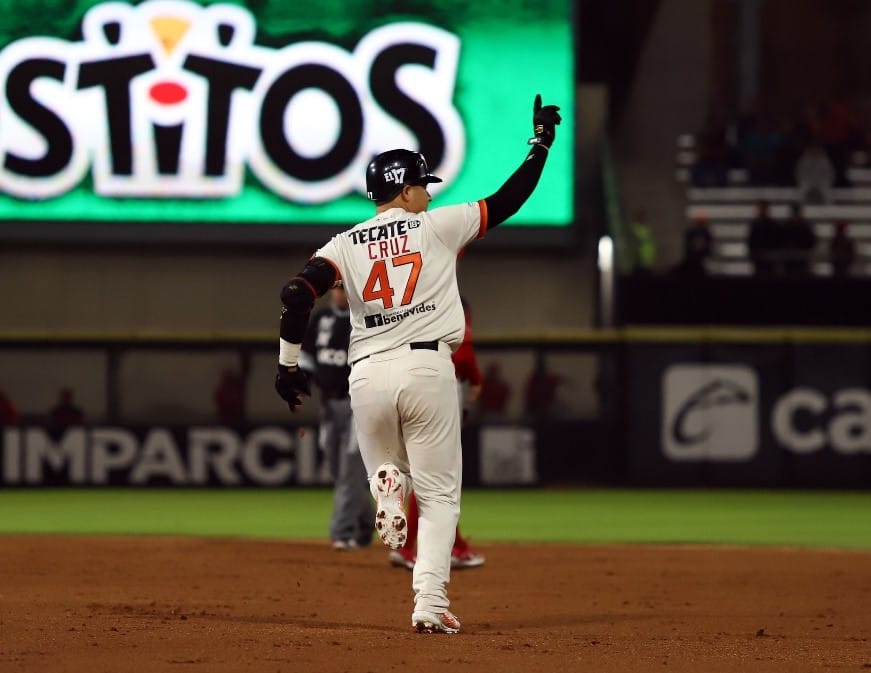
[299, 285, 374, 550]
[389, 296, 485, 570]
[275, 94, 561, 634]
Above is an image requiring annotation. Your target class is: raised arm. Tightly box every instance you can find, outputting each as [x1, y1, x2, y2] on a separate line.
[483, 94, 562, 228]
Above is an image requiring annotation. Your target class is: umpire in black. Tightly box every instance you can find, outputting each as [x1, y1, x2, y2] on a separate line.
[299, 285, 374, 549]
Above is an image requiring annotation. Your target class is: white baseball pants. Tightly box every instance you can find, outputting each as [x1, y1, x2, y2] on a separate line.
[348, 342, 461, 615]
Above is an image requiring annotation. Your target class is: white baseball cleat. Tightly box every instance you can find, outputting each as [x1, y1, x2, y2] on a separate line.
[412, 610, 461, 634]
[372, 464, 407, 550]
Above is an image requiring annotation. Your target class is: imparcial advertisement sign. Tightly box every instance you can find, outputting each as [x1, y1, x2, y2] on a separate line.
[0, 0, 573, 239]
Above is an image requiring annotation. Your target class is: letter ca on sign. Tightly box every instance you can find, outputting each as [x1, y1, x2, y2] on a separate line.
[0, 0, 465, 203]
[771, 387, 871, 454]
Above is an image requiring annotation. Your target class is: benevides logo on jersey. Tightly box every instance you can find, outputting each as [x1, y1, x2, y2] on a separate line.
[662, 364, 758, 461]
[0, 0, 465, 203]
[364, 302, 436, 328]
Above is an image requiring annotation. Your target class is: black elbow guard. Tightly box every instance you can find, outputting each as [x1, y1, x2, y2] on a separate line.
[280, 278, 316, 313]
[299, 256, 339, 296]
[280, 257, 338, 311]
[279, 278, 315, 344]
[279, 257, 338, 344]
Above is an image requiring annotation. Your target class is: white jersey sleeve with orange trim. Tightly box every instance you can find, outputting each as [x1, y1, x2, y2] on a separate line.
[427, 200, 488, 251]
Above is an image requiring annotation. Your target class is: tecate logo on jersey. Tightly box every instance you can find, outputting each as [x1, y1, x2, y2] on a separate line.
[0, 0, 465, 203]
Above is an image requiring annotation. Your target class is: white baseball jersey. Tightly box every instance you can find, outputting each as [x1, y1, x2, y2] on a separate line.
[314, 201, 487, 364]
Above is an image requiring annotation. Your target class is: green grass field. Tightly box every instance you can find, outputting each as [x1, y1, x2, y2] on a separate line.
[2, 488, 870, 550]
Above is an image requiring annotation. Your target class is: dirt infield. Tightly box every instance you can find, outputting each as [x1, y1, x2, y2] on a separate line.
[1, 536, 870, 673]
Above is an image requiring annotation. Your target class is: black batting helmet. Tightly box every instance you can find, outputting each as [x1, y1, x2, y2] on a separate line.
[365, 149, 442, 203]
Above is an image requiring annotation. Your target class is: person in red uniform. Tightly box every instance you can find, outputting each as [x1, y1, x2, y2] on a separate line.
[0, 386, 19, 427]
[389, 297, 485, 570]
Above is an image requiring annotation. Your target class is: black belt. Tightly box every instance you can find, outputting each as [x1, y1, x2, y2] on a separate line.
[352, 340, 439, 365]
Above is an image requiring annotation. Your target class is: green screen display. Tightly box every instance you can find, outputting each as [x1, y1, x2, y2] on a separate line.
[0, 0, 574, 238]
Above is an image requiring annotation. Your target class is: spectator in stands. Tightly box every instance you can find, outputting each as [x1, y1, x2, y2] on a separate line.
[214, 368, 246, 424]
[795, 142, 835, 204]
[776, 113, 814, 187]
[816, 100, 852, 187]
[48, 387, 84, 433]
[524, 361, 564, 419]
[675, 213, 712, 276]
[690, 122, 730, 187]
[479, 363, 510, 420]
[748, 199, 782, 276]
[0, 386, 19, 426]
[628, 209, 656, 274]
[782, 203, 817, 276]
[829, 220, 855, 277]
[737, 103, 784, 186]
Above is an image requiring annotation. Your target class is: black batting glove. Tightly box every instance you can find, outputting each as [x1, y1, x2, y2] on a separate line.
[275, 364, 311, 412]
[527, 94, 562, 149]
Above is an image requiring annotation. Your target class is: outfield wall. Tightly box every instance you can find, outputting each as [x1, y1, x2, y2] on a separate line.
[1, 328, 870, 488]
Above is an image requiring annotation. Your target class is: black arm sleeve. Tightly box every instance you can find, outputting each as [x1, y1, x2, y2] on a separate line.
[299, 310, 318, 359]
[279, 257, 338, 344]
[482, 144, 549, 228]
